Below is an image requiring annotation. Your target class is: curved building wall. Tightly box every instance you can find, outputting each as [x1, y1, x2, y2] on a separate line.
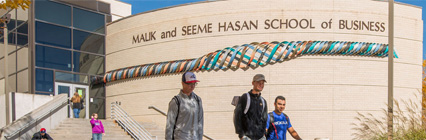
[105, 0, 422, 139]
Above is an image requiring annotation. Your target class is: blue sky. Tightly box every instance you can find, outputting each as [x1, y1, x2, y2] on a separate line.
[121, 0, 425, 59]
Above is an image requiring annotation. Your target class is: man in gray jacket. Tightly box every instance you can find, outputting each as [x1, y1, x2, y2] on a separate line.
[166, 72, 204, 140]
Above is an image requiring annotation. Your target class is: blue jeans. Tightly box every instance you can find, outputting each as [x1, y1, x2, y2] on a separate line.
[73, 108, 81, 118]
[92, 133, 102, 140]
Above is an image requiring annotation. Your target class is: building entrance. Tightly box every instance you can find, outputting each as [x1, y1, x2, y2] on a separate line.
[55, 82, 89, 119]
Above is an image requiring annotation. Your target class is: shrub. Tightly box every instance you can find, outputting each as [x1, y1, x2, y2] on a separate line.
[352, 92, 426, 140]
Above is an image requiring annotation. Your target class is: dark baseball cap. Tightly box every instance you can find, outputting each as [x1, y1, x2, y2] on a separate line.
[253, 74, 267, 82]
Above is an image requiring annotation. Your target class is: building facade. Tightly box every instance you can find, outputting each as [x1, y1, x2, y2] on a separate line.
[0, 0, 130, 126]
[104, 0, 422, 139]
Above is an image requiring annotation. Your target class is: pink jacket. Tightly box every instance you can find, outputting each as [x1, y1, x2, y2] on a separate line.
[90, 118, 105, 134]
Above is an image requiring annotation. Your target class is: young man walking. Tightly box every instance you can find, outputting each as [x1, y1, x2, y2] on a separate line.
[266, 96, 302, 140]
[166, 72, 204, 140]
[234, 74, 268, 140]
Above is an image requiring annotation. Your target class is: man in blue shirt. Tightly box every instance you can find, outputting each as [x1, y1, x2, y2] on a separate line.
[266, 96, 302, 140]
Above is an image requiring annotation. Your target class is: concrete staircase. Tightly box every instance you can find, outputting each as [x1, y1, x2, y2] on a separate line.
[139, 121, 165, 140]
[49, 118, 133, 140]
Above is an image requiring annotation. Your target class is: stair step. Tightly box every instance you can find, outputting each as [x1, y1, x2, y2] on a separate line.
[49, 118, 166, 140]
[62, 119, 115, 123]
[137, 121, 164, 140]
[49, 118, 133, 140]
[53, 127, 124, 131]
[61, 121, 117, 125]
[48, 134, 133, 140]
[61, 121, 117, 126]
[50, 130, 126, 135]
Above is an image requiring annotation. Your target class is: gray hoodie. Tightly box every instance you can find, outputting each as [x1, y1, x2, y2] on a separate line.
[166, 91, 203, 140]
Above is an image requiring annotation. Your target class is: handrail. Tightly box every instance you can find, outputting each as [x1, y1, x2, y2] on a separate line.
[148, 106, 167, 116]
[1, 94, 68, 139]
[111, 102, 157, 140]
[114, 104, 151, 139]
[148, 106, 215, 140]
[112, 106, 141, 139]
[112, 103, 149, 139]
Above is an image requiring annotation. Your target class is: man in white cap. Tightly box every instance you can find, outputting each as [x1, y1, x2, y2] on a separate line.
[234, 74, 268, 140]
[166, 72, 204, 140]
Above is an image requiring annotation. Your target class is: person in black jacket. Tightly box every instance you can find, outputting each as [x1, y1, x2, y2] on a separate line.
[234, 74, 268, 140]
[32, 128, 53, 140]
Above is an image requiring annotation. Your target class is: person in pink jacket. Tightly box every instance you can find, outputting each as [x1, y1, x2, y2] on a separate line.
[90, 113, 105, 140]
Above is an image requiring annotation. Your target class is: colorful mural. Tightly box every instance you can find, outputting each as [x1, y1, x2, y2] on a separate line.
[92, 41, 398, 84]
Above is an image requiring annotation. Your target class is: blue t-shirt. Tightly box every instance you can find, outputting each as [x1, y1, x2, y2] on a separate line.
[266, 111, 292, 140]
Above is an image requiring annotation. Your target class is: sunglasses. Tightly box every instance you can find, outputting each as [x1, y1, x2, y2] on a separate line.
[185, 82, 198, 86]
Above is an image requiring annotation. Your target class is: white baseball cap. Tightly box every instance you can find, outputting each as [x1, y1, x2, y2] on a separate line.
[182, 72, 200, 83]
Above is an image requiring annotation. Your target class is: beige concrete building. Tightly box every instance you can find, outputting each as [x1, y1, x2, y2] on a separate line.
[105, 0, 423, 139]
[99, 0, 132, 21]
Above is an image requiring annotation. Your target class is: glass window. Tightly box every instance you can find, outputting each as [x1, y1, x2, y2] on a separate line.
[73, 52, 104, 75]
[17, 70, 29, 93]
[73, 8, 105, 34]
[58, 85, 70, 95]
[55, 71, 73, 82]
[36, 21, 71, 48]
[7, 19, 16, 31]
[35, 92, 52, 95]
[89, 83, 105, 119]
[36, 45, 72, 71]
[17, 21, 28, 35]
[35, 68, 53, 93]
[89, 97, 105, 119]
[73, 30, 105, 54]
[74, 74, 89, 83]
[17, 8, 28, 26]
[0, 32, 17, 44]
[35, 0, 71, 26]
[17, 34, 28, 46]
[55, 71, 88, 83]
[89, 83, 105, 98]
[8, 69, 17, 92]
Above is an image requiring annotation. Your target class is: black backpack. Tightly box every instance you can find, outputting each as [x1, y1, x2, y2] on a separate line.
[266, 112, 289, 139]
[232, 93, 266, 134]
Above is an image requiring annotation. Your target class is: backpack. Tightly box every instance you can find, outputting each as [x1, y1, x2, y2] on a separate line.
[232, 93, 266, 134]
[266, 112, 289, 139]
[231, 93, 266, 114]
[172, 94, 201, 139]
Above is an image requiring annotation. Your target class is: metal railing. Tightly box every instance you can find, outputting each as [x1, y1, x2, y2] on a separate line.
[111, 102, 157, 140]
[1, 94, 68, 140]
[148, 106, 215, 140]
